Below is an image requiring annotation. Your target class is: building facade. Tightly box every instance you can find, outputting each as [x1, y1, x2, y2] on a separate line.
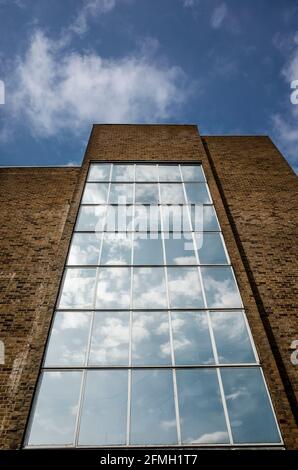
[0, 124, 297, 449]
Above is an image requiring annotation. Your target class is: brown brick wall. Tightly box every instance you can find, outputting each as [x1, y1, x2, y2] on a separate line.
[0, 125, 297, 449]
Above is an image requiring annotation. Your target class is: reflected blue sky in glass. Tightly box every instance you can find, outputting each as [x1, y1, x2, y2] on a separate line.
[79, 370, 128, 445]
[100, 233, 132, 265]
[130, 369, 177, 445]
[58, 268, 97, 309]
[109, 183, 133, 204]
[45, 311, 91, 366]
[96, 268, 131, 309]
[221, 368, 281, 443]
[185, 183, 211, 204]
[135, 164, 158, 182]
[201, 267, 242, 308]
[164, 233, 197, 265]
[181, 165, 205, 182]
[171, 312, 214, 365]
[67, 233, 101, 265]
[167, 267, 204, 308]
[111, 164, 134, 182]
[134, 205, 161, 231]
[89, 312, 129, 365]
[105, 205, 134, 232]
[28, 371, 82, 446]
[75, 206, 106, 231]
[158, 165, 181, 182]
[133, 234, 164, 265]
[190, 205, 220, 231]
[162, 205, 191, 232]
[132, 312, 171, 365]
[196, 232, 228, 264]
[133, 267, 167, 309]
[160, 183, 185, 204]
[82, 183, 108, 204]
[177, 369, 229, 444]
[88, 164, 111, 182]
[210, 311, 256, 364]
[135, 183, 159, 203]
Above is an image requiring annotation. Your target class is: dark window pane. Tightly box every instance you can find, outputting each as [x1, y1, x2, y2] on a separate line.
[221, 368, 281, 443]
[133, 234, 164, 265]
[27, 371, 82, 446]
[177, 369, 229, 444]
[81, 183, 108, 204]
[171, 312, 214, 365]
[89, 312, 129, 365]
[130, 369, 177, 445]
[58, 268, 97, 309]
[133, 268, 167, 309]
[100, 233, 132, 265]
[88, 164, 111, 182]
[167, 267, 204, 308]
[67, 233, 101, 265]
[45, 312, 91, 366]
[196, 233, 228, 264]
[132, 312, 171, 365]
[185, 183, 211, 204]
[201, 267, 242, 308]
[96, 268, 131, 309]
[79, 370, 128, 445]
[210, 311, 256, 364]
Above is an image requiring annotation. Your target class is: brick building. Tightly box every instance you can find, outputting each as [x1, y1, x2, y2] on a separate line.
[0, 124, 297, 449]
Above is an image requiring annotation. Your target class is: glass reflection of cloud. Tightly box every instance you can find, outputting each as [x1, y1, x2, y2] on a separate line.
[201, 267, 242, 308]
[96, 268, 131, 309]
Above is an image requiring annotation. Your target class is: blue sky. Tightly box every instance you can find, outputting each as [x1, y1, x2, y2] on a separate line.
[0, 0, 298, 172]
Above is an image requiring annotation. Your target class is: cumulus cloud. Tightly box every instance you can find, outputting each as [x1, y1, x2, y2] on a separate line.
[9, 30, 187, 138]
[70, 0, 117, 35]
[272, 35, 298, 173]
[210, 3, 228, 29]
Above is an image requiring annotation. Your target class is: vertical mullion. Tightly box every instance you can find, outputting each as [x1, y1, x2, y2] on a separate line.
[159, 168, 181, 446]
[217, 368, 234, 445]
[179, 164, 193, 237]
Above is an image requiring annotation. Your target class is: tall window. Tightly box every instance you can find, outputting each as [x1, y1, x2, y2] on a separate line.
[25, 163, 282, 447]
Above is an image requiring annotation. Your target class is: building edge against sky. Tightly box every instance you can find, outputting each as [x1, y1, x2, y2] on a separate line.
[0, 124, 297, 449]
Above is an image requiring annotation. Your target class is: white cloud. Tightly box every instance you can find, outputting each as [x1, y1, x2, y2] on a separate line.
[181, 0, 198, 8]
[271, 39, 298, 173]
[9, 30, 188, 138]
[210, 3, 228, 29]
[70, 0, 117, 35]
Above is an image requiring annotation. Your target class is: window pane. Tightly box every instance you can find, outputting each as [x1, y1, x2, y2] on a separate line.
[134, 205, 161, 231]
[133, 267, 167, 309]
[158, 165, 181, 181]
[177, 369, 229, 444]
[105, 205, 133, 232]
[181, 165, 205, 182]
[67, 233, 101, 265]
[221, 368, 281, 443]
[132, 312, 171, 365]
[160, 183, 185, 204]
[88, 163, 111, 182]
[164, 233, 197, 265]
[100, 233, 132, 265]
[109, 184, 133, 204]
[96, 268, 131, 309]
[27, 371, 81, 446]
[167, 267, 204, 308]
[196, 233, 228, 264]
[161, 205, 191, 232]
[111, 164, 134, 181]
[45, 312, 91, 366]
[89, 312, 129, 365]
[81, 183, 108, 204]
[79, 370, 128, 445]
[171, 312, 214, 365]
[135, 183, 159, 204]
[130, 369, 177, 445]
[58, 268, 96, 309]
[190, 204, 219, 231]
[135, 164, 158, 181]
[201, 267, 242, 308]
[75, 206, 106, 231]
[133, 234, 164, 265]
[210, 311, 256, 364]
[185, 183, 211, 204]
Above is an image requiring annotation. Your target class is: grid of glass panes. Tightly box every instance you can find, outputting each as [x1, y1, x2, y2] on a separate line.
[25, 163, 282, 448]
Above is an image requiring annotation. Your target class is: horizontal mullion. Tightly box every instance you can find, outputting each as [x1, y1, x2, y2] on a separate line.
[24, 443, 284, 449]
[64, 264, 232, 268]
[74, 230, 222, 233]
[42, 363, 260, 371]
[54, 307, 245, 312]
[79, 203, 215, 206]
[86, 180, 206, 184]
